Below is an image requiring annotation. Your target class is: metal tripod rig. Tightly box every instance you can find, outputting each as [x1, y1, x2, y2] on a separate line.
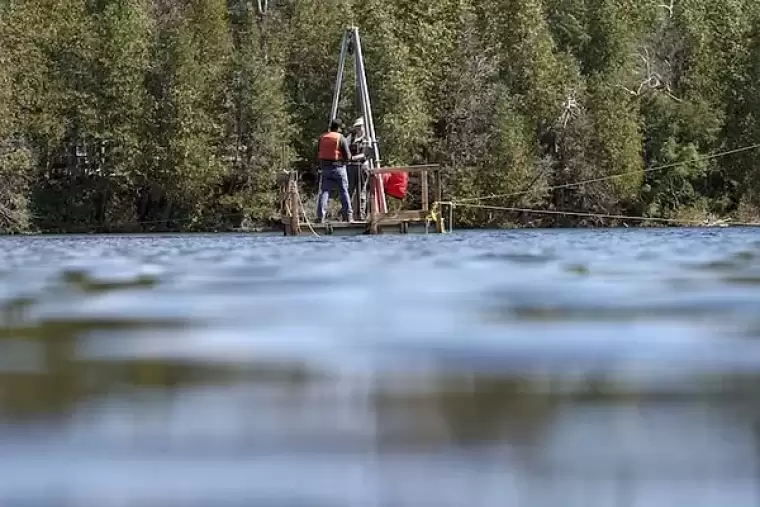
[329, 26, 388, 215]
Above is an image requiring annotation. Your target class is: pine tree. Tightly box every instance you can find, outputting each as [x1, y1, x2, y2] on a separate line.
[89, 0, 152, 227]
[226, 0, 295, 226]
[142, 0, 233, 229]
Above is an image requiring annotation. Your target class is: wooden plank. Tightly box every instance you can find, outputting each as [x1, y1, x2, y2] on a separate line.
[371, 164, 441, 175]
[278, 217, 443, 236]
[379, 210, 427, 221]
[368, 173, 379, 234]
[435, 169, 442, 204]
[314, 221, 363, 228]
[282, 214, 429, 227]
[287, 173, 300, 236]
[433, 170, 444, 233]
[421, 170, 429, 211]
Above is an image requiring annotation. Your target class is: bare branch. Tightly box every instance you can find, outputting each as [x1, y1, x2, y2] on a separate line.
[555, 90, 582, 129]
[658, 0, 675, 18]
[619, 45, 682, 103]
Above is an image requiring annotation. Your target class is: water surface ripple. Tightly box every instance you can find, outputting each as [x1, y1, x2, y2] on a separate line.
[2, 228, 760, 507]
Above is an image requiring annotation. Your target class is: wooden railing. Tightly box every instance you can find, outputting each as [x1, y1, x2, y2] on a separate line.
[367, 164, 445, 233]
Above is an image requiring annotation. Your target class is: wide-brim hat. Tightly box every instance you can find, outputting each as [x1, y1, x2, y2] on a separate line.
[352, 117, 365, 128]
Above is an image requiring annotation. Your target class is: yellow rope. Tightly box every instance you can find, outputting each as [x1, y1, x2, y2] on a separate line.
[452, 143, 760, 204]
[426, 201, 447, 232]
[444, 202, 760, 227]
[426, 201, 439, 223]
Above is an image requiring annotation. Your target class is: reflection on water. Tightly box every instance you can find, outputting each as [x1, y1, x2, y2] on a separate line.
[3, 229, 760, 506]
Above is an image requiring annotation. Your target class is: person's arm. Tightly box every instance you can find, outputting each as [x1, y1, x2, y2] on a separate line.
[341, 136, 358, 162]
[362, 138, 373, 161]
[315, 135, 323, 174]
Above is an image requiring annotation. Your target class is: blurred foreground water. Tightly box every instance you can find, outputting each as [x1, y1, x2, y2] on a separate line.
[3, 228, 760, 506]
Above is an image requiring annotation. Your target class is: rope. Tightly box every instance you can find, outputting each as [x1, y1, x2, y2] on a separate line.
[298, 192, 321, 237]
[426, 202, 439, 224]
[283, 171, 320, 237]
[444, 202, 760, 227]
[453, 143, 760, 204]
[426, 201, 445, 232]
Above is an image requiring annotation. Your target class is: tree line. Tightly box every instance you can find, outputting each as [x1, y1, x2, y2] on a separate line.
[2, 0, 760, 233]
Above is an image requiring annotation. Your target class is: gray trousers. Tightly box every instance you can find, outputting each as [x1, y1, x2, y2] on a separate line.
[347, 163, 369, 220]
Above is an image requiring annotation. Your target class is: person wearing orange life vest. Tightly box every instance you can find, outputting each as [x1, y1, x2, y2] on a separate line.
[316, 119, 363, 223]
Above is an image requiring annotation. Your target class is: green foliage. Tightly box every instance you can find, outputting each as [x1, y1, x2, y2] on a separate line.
[641, 94, 722, 216]
[0, 143, 34, 233]
[1, 0, 760, 232]
[139, 0, 234, 230]
[586, 77, 644, 203]
[226, 0, 296, 224]
[282, 0, 345, 165]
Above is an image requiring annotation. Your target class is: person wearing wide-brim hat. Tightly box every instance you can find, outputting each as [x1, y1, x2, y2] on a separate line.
[346, 117, 371, 221]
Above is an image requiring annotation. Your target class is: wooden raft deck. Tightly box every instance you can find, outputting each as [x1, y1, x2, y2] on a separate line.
[279, 165, 448, 237]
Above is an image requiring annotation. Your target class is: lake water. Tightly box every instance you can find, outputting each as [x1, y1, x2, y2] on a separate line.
[2, 228, 760, 507]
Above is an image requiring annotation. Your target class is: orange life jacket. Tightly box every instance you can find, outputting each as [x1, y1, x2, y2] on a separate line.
[318, 131, 343, 161]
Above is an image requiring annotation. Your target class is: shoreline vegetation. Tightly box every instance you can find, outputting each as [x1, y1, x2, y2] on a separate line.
[3, 0, 760, 235]
[2, 208, 754, 236]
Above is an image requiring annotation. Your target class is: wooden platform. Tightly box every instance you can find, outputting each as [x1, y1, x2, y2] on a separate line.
[282, 215, 442, 236]
[278, 165, 449, 237]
